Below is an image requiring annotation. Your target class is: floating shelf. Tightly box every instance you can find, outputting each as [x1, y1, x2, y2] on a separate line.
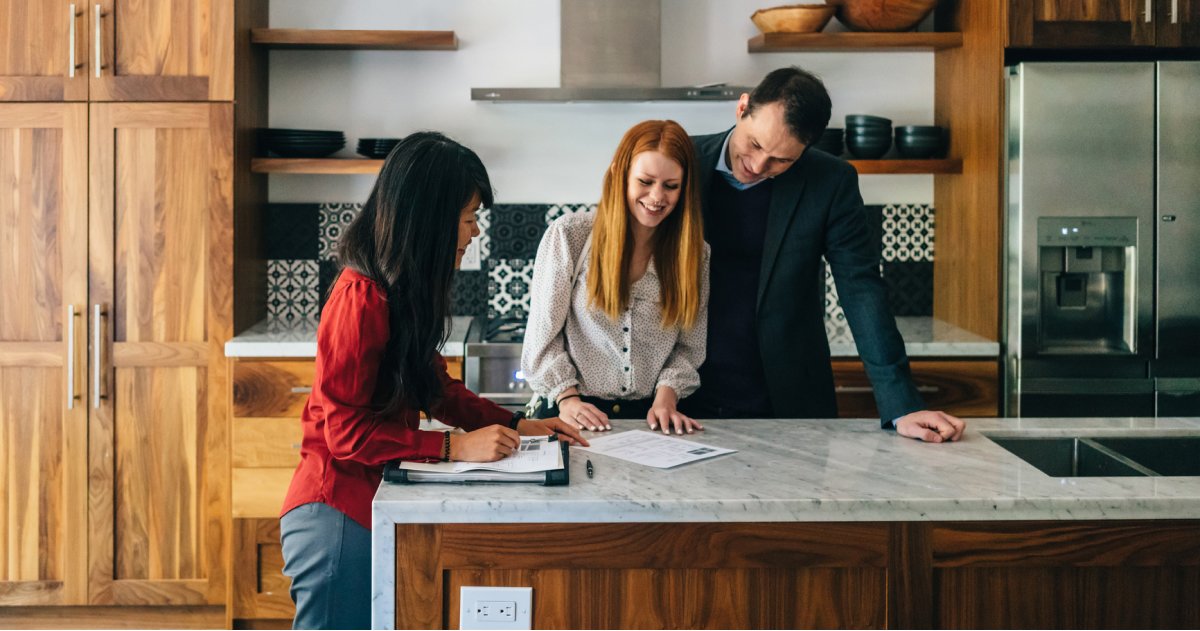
[251, 158, 383, 174]
[849, 159, 961, 174]
[251, 158, 961, 176]
[748, 32, 962, 53]
[250, 29, 458, 50]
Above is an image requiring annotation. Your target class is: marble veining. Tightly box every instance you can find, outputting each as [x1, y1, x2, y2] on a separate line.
[828, 316, 998, 357]
[224, 315, 476, 358]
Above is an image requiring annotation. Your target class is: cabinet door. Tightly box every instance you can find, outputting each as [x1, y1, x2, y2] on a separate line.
[89, 0, 232, 101]
[0, 0, 89, 101]
[232, 518, 294, 622]
[832, 360, 1000, 419]
[1156, 0, 1200, 45]
[1009, 0, 1155, 47]
[88, 103, 232, 605]
[0, 104, 88, 605]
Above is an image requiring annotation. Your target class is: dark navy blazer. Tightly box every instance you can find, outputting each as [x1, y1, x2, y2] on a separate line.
[692, 130, 925, 426]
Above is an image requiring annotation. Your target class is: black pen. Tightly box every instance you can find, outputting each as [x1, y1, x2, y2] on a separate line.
[586, 459, 594, 479]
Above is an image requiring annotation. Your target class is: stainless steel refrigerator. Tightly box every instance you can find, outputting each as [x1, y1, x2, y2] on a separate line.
[1005, 61, 1200, 417]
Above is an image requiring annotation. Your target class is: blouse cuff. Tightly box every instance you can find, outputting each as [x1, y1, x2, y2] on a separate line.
[656, 377, 699, 401]
[415, 429, 449, 462]
[546, 380, 581, 406]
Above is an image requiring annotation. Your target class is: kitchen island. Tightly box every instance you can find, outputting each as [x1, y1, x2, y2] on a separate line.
[371, 417, 1200, 629]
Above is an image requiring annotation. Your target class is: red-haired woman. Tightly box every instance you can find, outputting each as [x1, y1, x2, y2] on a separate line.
[522, 120, 709, 436]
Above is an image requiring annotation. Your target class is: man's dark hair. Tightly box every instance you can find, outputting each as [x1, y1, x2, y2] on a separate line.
[743, 66, 832, 146]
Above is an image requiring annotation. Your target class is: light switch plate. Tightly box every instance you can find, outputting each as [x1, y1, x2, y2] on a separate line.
[459, 238, 482, 270]
[459, 586, 532, 630]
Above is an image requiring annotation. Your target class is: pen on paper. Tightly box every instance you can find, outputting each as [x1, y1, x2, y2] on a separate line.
[586, 459, 594, 479]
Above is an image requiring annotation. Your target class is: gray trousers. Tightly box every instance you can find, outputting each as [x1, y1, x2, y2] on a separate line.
[280, 502, 371, 630]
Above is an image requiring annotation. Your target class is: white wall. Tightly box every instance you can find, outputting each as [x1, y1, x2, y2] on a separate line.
[267, 0, 935, 205]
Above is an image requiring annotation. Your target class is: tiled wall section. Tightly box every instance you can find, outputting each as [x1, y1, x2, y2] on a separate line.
[264, 203, 935, 330]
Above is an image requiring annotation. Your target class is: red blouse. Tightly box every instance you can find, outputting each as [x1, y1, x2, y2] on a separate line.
[281, 268, 511, 530]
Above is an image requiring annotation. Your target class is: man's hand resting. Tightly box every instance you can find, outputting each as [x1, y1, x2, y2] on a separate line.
[895, 410, 966, 443]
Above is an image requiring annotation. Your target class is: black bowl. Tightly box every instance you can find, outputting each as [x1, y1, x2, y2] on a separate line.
[845, 137, 891, 159]
[846, 125, 891, 138]
[845, 114, 892, 127]
[895, 137, 945, 159]
[894, 125, 942, 136]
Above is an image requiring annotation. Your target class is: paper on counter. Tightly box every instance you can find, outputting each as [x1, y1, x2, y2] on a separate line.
[398, 436, 562, 474]
[576, 430, 736, 468]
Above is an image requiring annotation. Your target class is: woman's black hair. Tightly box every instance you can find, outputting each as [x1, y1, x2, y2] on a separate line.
[337, 131, 493, 417]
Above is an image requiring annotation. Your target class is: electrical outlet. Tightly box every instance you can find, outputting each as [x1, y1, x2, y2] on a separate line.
[459, 586, 532, 630]
[459, 238, 482, 270]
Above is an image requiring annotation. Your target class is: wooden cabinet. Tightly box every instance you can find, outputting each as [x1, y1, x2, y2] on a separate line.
[1009, 0, 1200, 47]
[0, 104, 89, 606]
[833, 359, 1000, 418]
[86, 103, 232, 606]
[0, 0, 233, 102]
[0, 103, 232, 610]
[0, 0, 89, 101]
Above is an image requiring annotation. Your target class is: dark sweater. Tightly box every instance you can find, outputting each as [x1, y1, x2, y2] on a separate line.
[688, 171, 774, 418]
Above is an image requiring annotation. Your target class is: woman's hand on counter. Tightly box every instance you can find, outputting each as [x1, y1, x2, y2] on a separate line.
[895, 410, 966, 443]
[647, 386, 703, 435]
[558, 396, 611, 432]
[449, 425, 521, 462]
[516, 418, 590, 447]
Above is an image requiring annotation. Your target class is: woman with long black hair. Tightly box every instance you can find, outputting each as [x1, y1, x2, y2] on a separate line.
[279, 132, 586, 630]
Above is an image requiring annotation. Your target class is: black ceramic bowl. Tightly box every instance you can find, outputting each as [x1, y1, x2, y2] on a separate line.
[845, 136, 891, 159]
[894, 135, 945, 159]
[894, 125, 942, 137]
[846, 114, 892, 127]
[847, 125, 891, 138]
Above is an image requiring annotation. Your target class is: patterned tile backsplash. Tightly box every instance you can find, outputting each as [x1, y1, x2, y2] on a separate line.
[264, 203, 934, 330]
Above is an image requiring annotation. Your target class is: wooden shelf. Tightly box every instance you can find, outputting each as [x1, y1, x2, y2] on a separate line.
[748, 32, 962, 52]
[250, 29, 458, 50]
[848, 159, 961, 174]
[251, 158, 383, 174]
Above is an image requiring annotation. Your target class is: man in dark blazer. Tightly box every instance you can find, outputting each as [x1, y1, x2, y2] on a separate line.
[681, 66, 965, 443]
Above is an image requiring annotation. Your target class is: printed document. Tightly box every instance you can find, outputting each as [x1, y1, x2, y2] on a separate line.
[398, 436, 562, 474]
[576, 430, 736, 468]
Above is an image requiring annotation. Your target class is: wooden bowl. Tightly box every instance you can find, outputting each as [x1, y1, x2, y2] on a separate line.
[827, 0, 939, 32]
[751, 4, 838, 34]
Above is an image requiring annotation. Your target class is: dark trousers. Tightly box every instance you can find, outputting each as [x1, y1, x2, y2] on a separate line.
[534, 394, 655, 420]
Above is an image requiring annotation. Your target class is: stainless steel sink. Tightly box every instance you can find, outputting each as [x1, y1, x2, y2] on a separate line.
[1091, 437, 1200, 476]
[989, 437, 1156, 477]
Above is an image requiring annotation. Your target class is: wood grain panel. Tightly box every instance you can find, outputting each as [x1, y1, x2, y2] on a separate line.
[232, 361, 314, 418]
[90, 0, 233, 101]
[933, 1, 1003, 341]
[394, 524, 442, 630]
[438, 522, 889, 570]
[747, 31, 963, 51]
[931, 521, 1200, 567]
[89, 103, 232, 606]
[1010, 0, 1153, 46]
[0, 0, 89, 101]
[250, 29, 458, 50]
[0, 103, 87, 606]
[232, 0, 269, 333]
[232, 418, 302, 468]
[832, 359, 999, 418]
[1158, 0, 1200, 45]
[232, 518, 292, 621]
[443, 567, 886, 629]
[0, 605, 224, 629]
[231, 469, 293, 519]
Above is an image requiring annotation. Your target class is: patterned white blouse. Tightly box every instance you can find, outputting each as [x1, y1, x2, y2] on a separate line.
[521, 211, 710, 403]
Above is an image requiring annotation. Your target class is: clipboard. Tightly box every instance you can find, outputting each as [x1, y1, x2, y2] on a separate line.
[383, 437, 570, 486]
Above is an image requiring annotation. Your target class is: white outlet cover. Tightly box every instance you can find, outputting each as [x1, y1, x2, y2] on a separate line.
[459, 586, 532, 630]
[459, 238, 482, 271]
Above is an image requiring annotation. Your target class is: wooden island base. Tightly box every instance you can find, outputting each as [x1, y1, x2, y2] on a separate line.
[392, 521, 1200, 629]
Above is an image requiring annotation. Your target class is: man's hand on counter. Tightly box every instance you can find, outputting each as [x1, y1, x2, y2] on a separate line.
[895, 410, 966, 443]
[516, 418, 590, 447]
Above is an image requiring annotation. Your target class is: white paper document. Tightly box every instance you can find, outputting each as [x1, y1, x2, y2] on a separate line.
[576, 430, 736, 468]
[398, 436, 562, 474]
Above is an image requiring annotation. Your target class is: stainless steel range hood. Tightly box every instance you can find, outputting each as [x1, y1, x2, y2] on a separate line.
[471, 0, 750, 102]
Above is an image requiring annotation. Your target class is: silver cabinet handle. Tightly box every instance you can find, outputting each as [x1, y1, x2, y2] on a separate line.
[93, 303, 106, 408]
[1171, 0, 1178, 23]
[69, 4, 78, 77]
[94, 4, 102, 78]
[290, 386, 313, 394]
[67, 304, 78, 409]
[1146, 0, 1153, 22]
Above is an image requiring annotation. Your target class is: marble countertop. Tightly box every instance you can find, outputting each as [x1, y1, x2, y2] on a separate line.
[830, 316, 997, 357]
[372, 417, 1200, 524]
[224, 315, 476, 358]
[225, 315, 998, 359]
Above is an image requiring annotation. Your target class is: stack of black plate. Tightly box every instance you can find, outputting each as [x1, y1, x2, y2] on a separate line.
[812, 127, 844, 156]
[356, 138, 402, 159]
[261, 128, 345, 158]
[844, 114, 892, 159]
[894, 125, 946, 159]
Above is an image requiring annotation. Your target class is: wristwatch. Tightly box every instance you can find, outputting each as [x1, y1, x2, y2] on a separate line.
[508, 410, 525, 430]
